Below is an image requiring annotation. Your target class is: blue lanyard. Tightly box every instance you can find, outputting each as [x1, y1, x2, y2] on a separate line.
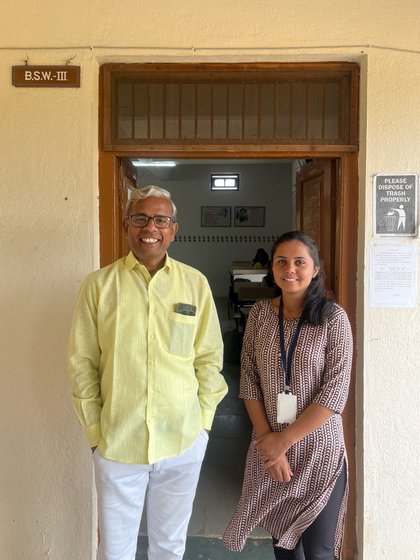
[279, 298, 304, 393]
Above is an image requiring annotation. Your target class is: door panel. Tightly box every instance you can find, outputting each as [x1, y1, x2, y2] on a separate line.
[117, 159, 136, 258]
[296, 157, 357, 560]
[296, 159, 337, 295]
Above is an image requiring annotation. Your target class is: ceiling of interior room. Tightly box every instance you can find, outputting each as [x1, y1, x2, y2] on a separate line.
[129, 158, 298, 182]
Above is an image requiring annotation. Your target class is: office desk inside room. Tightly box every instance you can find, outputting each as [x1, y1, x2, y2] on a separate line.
[231, 261, 254, 270]
[235, 285, 275, 300]
[231, 262, 267, 283]
[233, 281, 261, 293]
[229, 262, 269, 323]
[235, 284, 276, 332]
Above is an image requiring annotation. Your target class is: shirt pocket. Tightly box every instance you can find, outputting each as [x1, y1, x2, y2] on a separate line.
[168, 310, 197, 356]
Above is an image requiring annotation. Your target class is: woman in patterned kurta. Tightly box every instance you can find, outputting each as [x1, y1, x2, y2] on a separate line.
[223, 232, 353, 560]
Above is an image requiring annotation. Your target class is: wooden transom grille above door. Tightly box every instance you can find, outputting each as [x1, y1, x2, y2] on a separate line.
[101, 63, 359, 153]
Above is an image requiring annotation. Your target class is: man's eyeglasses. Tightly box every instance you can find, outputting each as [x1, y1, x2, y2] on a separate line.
[127, 214, 175, 229]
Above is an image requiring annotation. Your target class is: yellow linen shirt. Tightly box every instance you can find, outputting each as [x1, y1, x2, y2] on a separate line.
[68, 252, 227, 464]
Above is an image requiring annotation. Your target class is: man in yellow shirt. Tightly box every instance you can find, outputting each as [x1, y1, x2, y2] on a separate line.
[68, 186, 227, 560]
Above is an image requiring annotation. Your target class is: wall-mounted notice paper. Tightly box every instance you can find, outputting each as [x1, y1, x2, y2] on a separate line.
[369, 241, 417, 307]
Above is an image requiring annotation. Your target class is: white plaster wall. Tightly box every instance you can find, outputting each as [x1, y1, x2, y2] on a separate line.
[1, 1, 420, 558]
[0, 49, 99, 559]
[1, 0, 419, 52]
[361, 48, 420, 558]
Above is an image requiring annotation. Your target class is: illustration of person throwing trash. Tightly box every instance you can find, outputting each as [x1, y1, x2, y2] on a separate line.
[388, 205, 406, 230]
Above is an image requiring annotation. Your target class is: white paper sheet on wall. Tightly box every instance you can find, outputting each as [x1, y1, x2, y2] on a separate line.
[369, 240, 418, 307]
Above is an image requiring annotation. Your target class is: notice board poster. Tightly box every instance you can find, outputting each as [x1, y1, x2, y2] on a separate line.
[374, 173, 418, 236]
[369, 241, 417, 307]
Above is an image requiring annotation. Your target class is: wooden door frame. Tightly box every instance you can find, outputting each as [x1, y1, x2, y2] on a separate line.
[99, 149, 358, 558]
[98, 62, 359, 559]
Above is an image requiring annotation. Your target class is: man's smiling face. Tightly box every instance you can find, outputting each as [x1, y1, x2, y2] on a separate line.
[123, 196, 178, 273]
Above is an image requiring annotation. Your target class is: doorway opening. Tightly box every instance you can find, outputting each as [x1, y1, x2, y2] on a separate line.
[123, 156, 303, 538]
[99, 61, 359, 559]
[110, 154, 357, 552]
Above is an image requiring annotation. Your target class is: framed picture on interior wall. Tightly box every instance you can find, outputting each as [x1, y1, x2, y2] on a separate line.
[234, 206, 265, 227]
[201, 206, 232, 227]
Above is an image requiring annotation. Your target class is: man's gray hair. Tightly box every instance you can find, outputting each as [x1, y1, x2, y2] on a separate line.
[125, 185, 177, 220]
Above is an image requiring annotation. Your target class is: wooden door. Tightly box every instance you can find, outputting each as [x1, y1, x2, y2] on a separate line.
[296, 159, 337, 295]
[296, 157, 357, 560]
[117, 159, 136, 258]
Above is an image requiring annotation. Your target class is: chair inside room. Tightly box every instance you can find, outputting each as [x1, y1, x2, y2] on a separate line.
[233, 283, 276, 331]
[228, 278, 250, 320]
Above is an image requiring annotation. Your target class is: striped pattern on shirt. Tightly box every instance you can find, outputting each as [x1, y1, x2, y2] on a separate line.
[68, 252, 227, 464]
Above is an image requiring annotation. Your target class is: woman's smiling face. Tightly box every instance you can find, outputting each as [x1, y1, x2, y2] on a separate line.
[272, 239, 319, 299]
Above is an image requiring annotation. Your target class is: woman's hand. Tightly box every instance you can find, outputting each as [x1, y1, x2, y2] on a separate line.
[254, 431, 291, 467]
[243, 400, 293, 481]
[254, 431, 294, 481]
[265, 455, 294, 482]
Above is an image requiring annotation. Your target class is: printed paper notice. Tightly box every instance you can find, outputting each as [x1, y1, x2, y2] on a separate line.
[369, 241, 417, 307]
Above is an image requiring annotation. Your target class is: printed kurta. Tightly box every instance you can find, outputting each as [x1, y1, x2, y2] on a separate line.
[223, 300, 353, 559]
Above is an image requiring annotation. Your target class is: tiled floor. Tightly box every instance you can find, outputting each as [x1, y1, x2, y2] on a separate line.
[137, 298, 273, 558]
[136, 536, 274, 559]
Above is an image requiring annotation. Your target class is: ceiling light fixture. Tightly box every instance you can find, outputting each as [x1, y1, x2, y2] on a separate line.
[132, 160, 177, 167]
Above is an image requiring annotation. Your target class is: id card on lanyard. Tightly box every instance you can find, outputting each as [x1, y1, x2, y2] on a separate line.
[277, 298, 303, 424]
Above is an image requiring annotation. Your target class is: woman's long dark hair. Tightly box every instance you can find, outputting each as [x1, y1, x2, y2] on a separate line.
[270, 231, 335, 325]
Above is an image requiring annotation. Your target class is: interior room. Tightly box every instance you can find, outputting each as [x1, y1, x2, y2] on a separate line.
[130, 158, 300, 551]
[127, 158, 298, 298]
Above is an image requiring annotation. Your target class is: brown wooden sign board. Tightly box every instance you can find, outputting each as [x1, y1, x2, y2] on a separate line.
[12, 66, 80, 88]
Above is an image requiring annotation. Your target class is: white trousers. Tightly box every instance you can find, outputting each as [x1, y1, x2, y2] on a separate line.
[93, 430, 208, 560]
